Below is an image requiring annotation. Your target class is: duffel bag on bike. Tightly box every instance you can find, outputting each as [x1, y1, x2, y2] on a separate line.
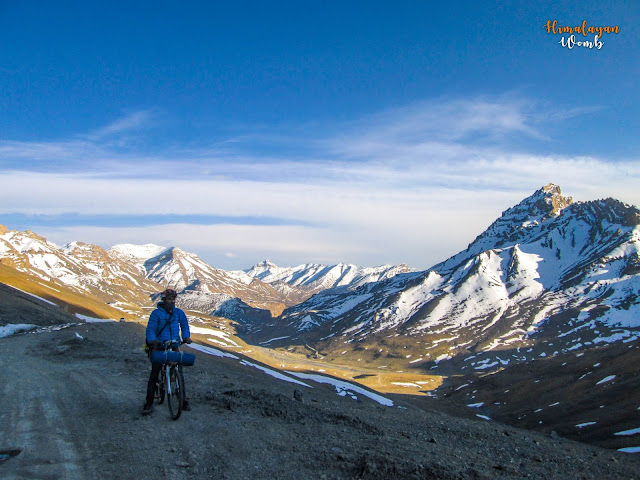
[150, 350, 196, 366]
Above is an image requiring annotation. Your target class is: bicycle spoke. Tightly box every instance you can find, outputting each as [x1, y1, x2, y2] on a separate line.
[167, 366, 184, 420]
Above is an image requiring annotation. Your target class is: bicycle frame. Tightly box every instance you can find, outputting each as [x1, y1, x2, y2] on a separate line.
[163, 363, 173, 395]
[153, 340, 185, 420]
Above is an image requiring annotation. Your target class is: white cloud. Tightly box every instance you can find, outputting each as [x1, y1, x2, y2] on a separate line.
[1, 96, 638, 269]
[38, 223, 376, 270]
[4, 157, 638, 270]
[325, 96, 545, 163]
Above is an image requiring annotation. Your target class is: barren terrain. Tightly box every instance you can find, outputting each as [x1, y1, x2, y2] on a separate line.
[2, 287, 640, 479]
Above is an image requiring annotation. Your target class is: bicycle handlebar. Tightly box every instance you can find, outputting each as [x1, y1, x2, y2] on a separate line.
[153, 340, 185, 350]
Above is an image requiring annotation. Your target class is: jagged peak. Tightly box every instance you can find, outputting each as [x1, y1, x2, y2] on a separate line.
[244, 259, 281, 275]
[110, 243, 168, 260]
[432, 185, 576, 274]
[476, 184, 573, 241]
[153, 246, 200, 261]
[258, 259, 278, 268]
[576, 197, 640, 227]
[65, 240, 90, 249]
[541, 183, 561, 194]
[21, 229, 50, 243]
[500, 183, 573, 221]
[64, 241, 107, 255]
[540, 183, 573, 216]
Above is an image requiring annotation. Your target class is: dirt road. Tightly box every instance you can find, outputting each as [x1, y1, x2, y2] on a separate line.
[1, 321, 639, 480]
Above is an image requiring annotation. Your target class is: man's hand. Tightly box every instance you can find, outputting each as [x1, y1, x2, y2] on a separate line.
[183, 337, 192, 344]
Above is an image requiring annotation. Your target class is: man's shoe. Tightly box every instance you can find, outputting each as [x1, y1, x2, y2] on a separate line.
[141, 403, 154, 415]
[182, 400, 191, 411]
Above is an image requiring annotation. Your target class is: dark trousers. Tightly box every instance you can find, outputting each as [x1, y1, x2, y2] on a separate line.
[145, 363, 187, 405]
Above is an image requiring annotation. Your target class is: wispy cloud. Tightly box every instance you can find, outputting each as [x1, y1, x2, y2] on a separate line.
[1, 95, 638, 269]
[346, 96, 544, 145]
[0, 110, 160, 173]
[84, 110, 156, 141]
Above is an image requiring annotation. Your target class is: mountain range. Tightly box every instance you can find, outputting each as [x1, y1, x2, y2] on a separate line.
[2, 184, 638, 369]
[2, 183, 639, 451]
[0, 224, 409, 320]
[235, 185, 639, 372]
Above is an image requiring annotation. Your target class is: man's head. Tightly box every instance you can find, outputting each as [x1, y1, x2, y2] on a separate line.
[160, 288, 177, 306]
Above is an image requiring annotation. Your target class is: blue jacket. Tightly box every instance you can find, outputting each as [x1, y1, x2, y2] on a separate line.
[146, 303, 190, 344]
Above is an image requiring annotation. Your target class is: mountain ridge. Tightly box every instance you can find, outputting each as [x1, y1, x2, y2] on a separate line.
[2, 183, 640, 454]
[0, 225, 411, 319]
[241, 185, 640, 375]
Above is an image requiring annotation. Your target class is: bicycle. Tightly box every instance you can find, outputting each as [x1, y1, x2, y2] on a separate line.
[150, 340, 192, 420]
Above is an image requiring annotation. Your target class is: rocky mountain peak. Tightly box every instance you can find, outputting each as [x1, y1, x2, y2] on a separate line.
[592, 198, 640, 227]
[65, 241, 104, 254]
[247, 259, 278, 273]
[434, 185, 575, 273]
[23, 229, 51, 245]
[243, 260, 283, 280]
[109, 243, 167, 261]
[539, 183, 573, 217]
[63, 242, 113, 264]
[502, 183, 573, 223]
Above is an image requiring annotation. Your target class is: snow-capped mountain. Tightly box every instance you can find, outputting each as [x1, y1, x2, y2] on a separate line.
[0, 231, 286, 318]
[224, 260, 413, 318]
[2, 183, 638, 375]
[3, 188, 638, 455]
[108, 243, 168, 274]
[2, 229, 407, 321]
[110, 245, 288, 315]
[244, 260, 412, 293]
[434, 183, 574, 275]
[243, 185, 640, 374]
[0, 227, 160, 310]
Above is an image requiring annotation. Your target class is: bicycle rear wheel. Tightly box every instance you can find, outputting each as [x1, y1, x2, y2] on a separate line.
[167, 365, 184, 420]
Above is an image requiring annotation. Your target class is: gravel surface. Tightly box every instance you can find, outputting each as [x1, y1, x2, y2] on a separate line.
[1, 320, 639, 480]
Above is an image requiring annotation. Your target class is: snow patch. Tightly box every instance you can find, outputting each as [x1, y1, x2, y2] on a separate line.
[260, 336, 291, 345]
[615, 427, 640, 436]
[575, 422, 596, 428]
[186, 343, 239, 359]
[287, 371, 394, 407]
[618, 447, 640, 453]
[240, 360, 312, 388]
[0, 323, 37, 338]
[9, 286, 58, 306]
[596, 375, 616, 385]
[75, 313, 114, 323]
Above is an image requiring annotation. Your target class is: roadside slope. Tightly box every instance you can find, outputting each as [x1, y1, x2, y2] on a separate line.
[1, 321, 639, 479]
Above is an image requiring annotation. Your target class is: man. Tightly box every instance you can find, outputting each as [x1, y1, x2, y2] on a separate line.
[142, 288, 192, 415]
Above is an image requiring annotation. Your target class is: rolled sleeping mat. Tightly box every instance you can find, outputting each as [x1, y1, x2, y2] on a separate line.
[150, 350, 196, 366]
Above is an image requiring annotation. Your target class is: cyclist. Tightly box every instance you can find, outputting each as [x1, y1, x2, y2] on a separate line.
[142, 288, 193, 415]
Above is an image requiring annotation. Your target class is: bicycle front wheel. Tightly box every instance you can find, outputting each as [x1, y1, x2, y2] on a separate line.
[167, 365, 184, 420]
[155, 367, 166, 405]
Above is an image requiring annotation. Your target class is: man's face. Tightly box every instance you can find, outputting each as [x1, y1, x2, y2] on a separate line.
[164, 296, 176, 306]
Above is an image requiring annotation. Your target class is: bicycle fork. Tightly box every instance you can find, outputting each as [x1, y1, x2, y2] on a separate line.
[165, 366, 172, 396]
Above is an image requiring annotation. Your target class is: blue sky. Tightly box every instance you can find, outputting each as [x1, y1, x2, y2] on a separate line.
[1, 1, 639, 270]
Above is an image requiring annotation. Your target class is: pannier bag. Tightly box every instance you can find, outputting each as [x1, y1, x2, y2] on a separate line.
[150, 350, 196, 367]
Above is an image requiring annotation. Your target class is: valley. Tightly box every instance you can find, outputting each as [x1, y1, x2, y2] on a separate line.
[1, 184, 640, 457]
